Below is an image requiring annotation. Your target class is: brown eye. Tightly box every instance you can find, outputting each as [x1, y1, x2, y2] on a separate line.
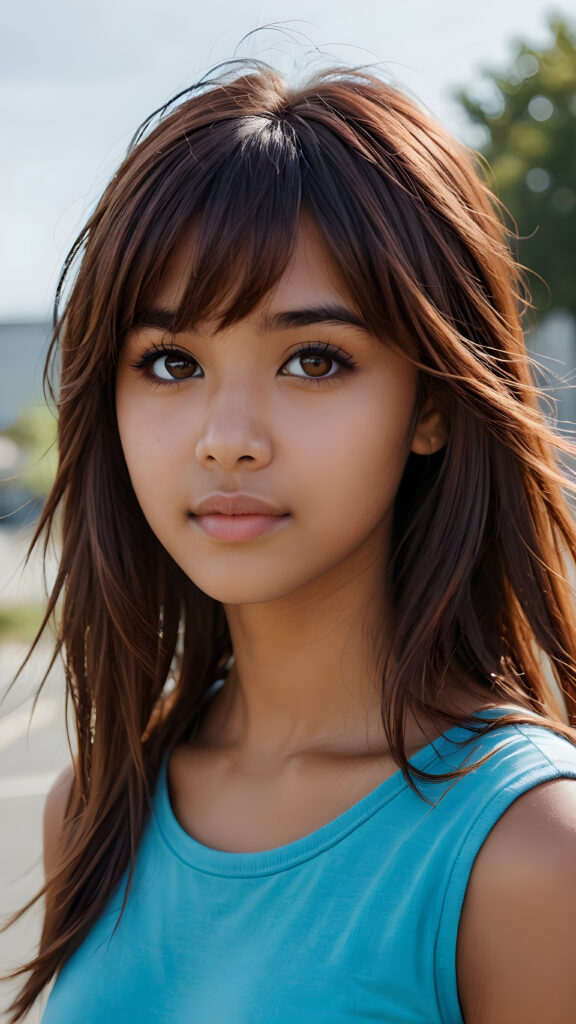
[278, 342, 356, 382]
[299, 355, 333, 377]
[150, 353, 198, 380]
[281, 342, 354, 381]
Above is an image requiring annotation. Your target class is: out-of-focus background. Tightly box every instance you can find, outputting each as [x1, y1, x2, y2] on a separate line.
[1, 1, 575, 1019]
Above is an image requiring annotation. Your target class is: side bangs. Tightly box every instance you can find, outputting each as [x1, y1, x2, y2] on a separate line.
[295, 116, 484, 363]
[120, 116, 304, 339]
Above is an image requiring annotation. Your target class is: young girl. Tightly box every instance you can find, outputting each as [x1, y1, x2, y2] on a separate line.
[4, 57, 576, 1024]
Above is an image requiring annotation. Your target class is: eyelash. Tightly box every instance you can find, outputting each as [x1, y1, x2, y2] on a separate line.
[128, 340, 359, 388]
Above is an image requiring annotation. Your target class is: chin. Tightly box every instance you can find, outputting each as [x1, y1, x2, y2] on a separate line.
[177, 561, 322, 607]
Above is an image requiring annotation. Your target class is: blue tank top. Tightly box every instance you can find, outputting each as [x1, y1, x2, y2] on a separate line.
[40, 691, 576, 1024]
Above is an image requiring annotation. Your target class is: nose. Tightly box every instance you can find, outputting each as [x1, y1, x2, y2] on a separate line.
[195, 389, 273, 470]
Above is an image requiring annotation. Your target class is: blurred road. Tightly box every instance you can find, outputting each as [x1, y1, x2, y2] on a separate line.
[0, 527, 69, 1022]
[0, 642, 70, 1022]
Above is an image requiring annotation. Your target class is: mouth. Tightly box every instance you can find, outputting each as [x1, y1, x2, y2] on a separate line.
[190, 512, 291, 541]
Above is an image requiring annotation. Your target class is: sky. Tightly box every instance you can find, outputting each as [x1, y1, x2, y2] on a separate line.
[0, 0, 566, 320]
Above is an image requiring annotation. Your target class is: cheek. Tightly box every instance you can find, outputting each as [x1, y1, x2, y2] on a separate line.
[297, 376, 416, 519]
[115, 385, 185, 514]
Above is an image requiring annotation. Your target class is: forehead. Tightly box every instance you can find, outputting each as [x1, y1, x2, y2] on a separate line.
[151, 217, 359, 334]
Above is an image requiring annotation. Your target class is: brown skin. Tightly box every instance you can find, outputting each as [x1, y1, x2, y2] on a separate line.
[116, 219, 496, 802]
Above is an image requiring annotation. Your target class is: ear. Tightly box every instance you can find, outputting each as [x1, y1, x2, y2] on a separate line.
[410, 393, 449, 455]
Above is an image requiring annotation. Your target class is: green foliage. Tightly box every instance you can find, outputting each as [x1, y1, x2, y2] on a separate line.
[0, 602, 47, 644]
[3, 404, 58, 497]
[454, 14, 576, 322]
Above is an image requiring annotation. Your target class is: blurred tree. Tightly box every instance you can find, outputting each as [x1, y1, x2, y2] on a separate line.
[454, 14, 576, 323]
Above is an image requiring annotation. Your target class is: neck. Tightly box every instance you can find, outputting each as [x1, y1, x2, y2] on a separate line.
[195, 535, 414, 766]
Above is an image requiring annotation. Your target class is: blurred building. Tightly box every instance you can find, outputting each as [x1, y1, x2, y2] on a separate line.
[0, 321, 52, 432]
[0, 321, 53, 527]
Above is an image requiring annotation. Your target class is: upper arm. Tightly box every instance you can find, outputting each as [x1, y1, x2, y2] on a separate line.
[43, 764, 75, 880]
[456, 778, 576, 1024]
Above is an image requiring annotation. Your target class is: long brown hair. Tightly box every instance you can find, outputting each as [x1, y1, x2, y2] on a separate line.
[4, 57, 576, 1020]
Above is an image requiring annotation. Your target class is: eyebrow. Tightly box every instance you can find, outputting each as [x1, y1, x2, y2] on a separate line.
[261, 304, 369, 333]
[130, 303, 370, 334]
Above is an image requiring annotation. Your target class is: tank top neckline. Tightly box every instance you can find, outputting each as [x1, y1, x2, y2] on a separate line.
[151, 683, 527, 878]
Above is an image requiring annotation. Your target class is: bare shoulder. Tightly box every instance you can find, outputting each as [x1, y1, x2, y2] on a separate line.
[457, 778, 576, 1023]
[43, 764, 75, 879]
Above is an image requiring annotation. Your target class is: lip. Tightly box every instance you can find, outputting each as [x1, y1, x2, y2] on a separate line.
[192, 513, 290, 541]
[192, 492, 287, 516]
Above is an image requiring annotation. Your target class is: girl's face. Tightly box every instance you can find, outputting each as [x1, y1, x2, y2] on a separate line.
[116, 219, 435, 607]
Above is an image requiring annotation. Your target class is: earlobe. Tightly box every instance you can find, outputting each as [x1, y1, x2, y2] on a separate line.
[410, 397, 449, 455]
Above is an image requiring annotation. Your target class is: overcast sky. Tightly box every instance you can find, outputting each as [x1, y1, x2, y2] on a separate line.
[0, 0, 564, 319]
